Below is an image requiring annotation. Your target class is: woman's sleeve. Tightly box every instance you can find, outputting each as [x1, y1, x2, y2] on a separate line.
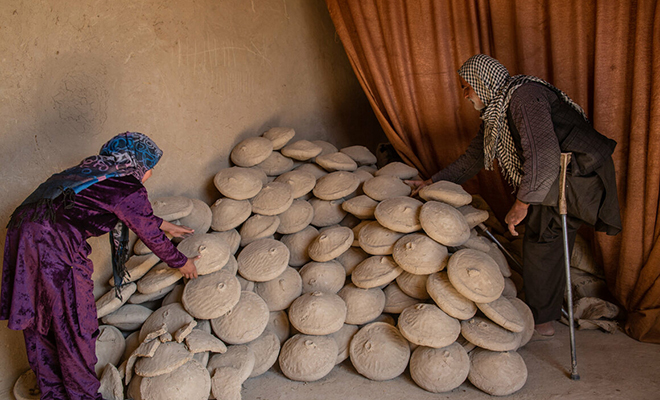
[431, 123, 485, 184]
[112, 187, 187, 268]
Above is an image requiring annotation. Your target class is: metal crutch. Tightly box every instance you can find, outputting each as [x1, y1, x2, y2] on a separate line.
[559, 152, 580, 380]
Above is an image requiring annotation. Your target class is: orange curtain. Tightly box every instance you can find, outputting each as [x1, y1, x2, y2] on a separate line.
[326, 0, 660, 343]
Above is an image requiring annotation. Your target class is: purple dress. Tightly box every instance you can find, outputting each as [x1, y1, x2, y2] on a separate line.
[1, 175, 187, 399]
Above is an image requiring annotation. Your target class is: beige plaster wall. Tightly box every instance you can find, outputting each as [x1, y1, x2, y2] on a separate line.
[0, 0, 384, 396]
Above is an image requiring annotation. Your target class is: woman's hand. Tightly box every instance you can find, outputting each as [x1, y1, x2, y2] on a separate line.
[160, 220, 194, 238]
[405, 178, 432, 197]
[504, 199, 530, 237]
[178, 257, 199, 279]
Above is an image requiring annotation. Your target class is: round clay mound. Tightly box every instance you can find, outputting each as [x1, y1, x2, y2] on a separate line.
[239, 214, 280, 247]
[281, 140, 323, 161]
[486, 242, 512, 278]
[213, 167, 265, 200]
[13, 369, 40, 400]
[250, 181, 293, 216]
[98, 364, 123, 400]
[338, 283, 386, 325]
[134, 341, 194, 378]
[280, 225, 319, 267]
[383, 282, 419, 313]
[362, 175, 412, 201]
[96, 282, 137, 319]
[374, 162, 419, 179]
[177, 233, 231, 276]
[210, 197, 252, 232]
[419, 201, 471, 247]
[396, 272, 430, 300]
[353, 168, 374, 187]
[342, 195, 379, 220]
[336, 246, 369, 276]
[237, 238, 290, 282]
[288, 291, 347, 335]
[460, 230, 491, 252]
[315, 152, 358, 172]
[398, 303, 460, 348]
[477, 296, 525, 333]
[351, 220, 372, 247]
[299, 260, 346, 294]
[306, 226, 352, 262]
[458, 204, 490, 228]
[95, 325, 126, 377]
[274, 169, 316, 199]
[310, 198, 347, 227]
[210, 229, 241, 254]
[460, 316, 521, 352]
[178, 198, 213, 235]
[139, 303, 196, 342]
[349, 322, 411, 381]
[136, 262, 182, 296]
[277, 199, 314, 234]
[138, 359, 211, 400]
[312, 140, 339, 156]
[351, 255, 403, 289]
[426, 271, 477, 320]
[151, 196, 194, 221]
[313, 171, 360, 200]
[509, 298, 535, 348]
[392, 233, 448, 275]
[340, 145, 377, 166]
[101, 304, 153, 331]
[206, 344, 255, 383]
[410, 343, 470, 393]
[129, 281, 178, 305]
[447, 248, 504, 303]
[279, 334, 338, 382]
[211, 291, 269, 344]
[268, 310, 291, 345]
[419, 180, 473, 207]
[254, 267, 303, 311]
[181, 269, 241, 320]
[331, 323, 360, 364]
[502, 277, 517, 298]
[358, 221, 405, 255]
[294, 162, 328, 180]
[374, 196, 423, 233]
[468, 348, 528, 396]
[230, 136, 273, 167]
[262, 127, 295, 150]
[254, 151, 294, 176]
[247, 329, 281, 378]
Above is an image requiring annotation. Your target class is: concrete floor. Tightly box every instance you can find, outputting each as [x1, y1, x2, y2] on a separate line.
[243, 324, 660, 400]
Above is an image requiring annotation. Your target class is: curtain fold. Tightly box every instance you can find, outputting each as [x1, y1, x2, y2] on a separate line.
[327, 0, 660, 343]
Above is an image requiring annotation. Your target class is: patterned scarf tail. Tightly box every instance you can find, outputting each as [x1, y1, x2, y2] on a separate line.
[110, 221, 131, 300]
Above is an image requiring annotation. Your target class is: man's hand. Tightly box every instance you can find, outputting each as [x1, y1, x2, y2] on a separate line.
[160, 220, 194, 238]
[504, 199, 530, 237]
[405, 179, 432, 197]
[178, 257, 199, 279]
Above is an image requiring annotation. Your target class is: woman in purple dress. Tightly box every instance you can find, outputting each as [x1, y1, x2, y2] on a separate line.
[1, 132, 198, 399]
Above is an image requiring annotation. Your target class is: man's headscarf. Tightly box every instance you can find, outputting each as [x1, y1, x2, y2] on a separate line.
[9, 132, 163, 296]
[458, 54, 588, 187]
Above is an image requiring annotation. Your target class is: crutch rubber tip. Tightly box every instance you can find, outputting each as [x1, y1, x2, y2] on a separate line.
[570, 373, 580, 381]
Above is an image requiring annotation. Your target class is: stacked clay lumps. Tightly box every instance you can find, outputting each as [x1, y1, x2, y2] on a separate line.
[79, 127, 532, 400]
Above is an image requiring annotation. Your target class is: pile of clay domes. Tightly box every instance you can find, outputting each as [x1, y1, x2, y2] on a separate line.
[15, 128, 533, 400]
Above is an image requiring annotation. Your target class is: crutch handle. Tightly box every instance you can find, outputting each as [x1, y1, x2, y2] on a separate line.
[559, 153, 572, 215]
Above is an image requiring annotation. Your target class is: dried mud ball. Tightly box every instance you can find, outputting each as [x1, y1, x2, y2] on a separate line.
[299, 260, 346, 294]
[214, 167, 265, 200]
[177, 233, 231, 276]
[468, 348, 528, 396]
[313, 171, 360, 200]
[460, 316, 521, 352]
[151, 196, 194, 221]
[139, 303, 196, 342]
[338, 283, 386, 325]
[268, 310, 291, 345]
[374, 196, 423, 233]
[307, 226, 354, 262]
[398, 303, 460, 348]
[136, 262, 182, 295]
[237, 238, 290, 282]
[134, 341, 194, 378]
[239, 214, 280, 247]
[211, 291, 269, 344]
[250, 181, 294, 216]
[410, 343, 470, 393]
[281, 140, 323, 161]
[336, 246, 369, 276]
[295, 162, 328, 180]
[288, 291, 347, 335]
[247, 329, 281, 378]
[374, 162, 419, 180]
[310, 199, 347, 227]
[426, 271, 477, 320]
[358, 221, 405, 255]
[477, 296, 525, 333]
[419, 201, 470, 247]
[395, 272, 430, 300]
[340, 145, 377, 165]
[342, 195, 379, 219]
[392, 233, 448, 275]
[101, 304, 153, 331]
[181, 269, 241, 320]
[138, 359, 211, 400]
[486, 242, 512, 278]
[262, 127, 295, 150]
[315, 152, 358, 171]
[230, 136, 273, 167]
[447, 248, 504, 303]
[383, 282, 419, 313]
[277, 199, 314, 234]
[362, 175, 412, 201]
[351, 255, 403, 289]
[280, 225, 319, 267]
[274, 169, 317, 199]
[178, 198, 213, 235]
[210, 198, 252, 232]
[458, 204, 490, 228]
[419, 180, 473, 207]
[255, 151, 294, 176]
[96, 282, 137, 318]
[206, 344, 255, 383]
[313, 140, 339, 156]
[349, 322, 411, 381]
[331, 323, 360, 364]
[13, 369, 40, 400]
[254, 267, 303, 311]
[95, 325, 126, 377]
[509, 298, 535, 348]
[279, 334, 338, 382]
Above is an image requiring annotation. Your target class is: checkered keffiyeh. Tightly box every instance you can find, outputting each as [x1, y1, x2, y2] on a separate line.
[458, 54, 588, 187]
